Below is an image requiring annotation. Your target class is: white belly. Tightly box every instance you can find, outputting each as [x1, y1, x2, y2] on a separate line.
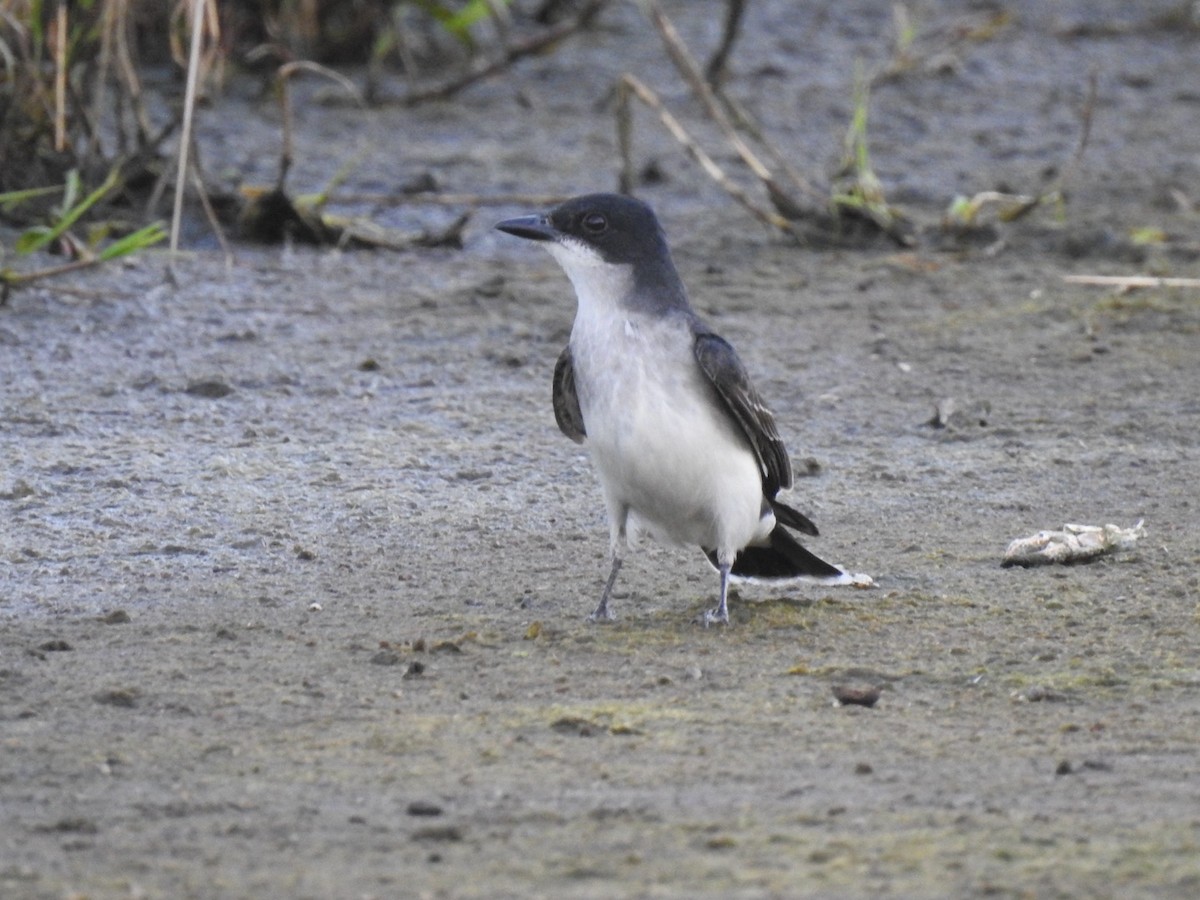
[571, 313, 769, 554]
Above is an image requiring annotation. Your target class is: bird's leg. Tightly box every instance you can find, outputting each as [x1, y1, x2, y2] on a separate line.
[703, 562, 732, 627]
[588, 555, 622, 622]
[589, 505, 628, 622]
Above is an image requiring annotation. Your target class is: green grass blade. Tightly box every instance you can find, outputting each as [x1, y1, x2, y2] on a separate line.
[0, 184, 65, 212]
[17, 167, 121, 256]
[97, 222, 168, 261]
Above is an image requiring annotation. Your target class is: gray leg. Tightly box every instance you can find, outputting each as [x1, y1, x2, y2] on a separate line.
[589, 501, 628, 623]
[588, 555, 622, 622]
[703, 563, 732, 626]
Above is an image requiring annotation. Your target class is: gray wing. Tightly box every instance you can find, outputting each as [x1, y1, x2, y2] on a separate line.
[552, 345, 586, 444]
[694, 332, 792, 495]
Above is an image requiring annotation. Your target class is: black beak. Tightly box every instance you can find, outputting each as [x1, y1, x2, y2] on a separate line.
[495, 214, 558, 242]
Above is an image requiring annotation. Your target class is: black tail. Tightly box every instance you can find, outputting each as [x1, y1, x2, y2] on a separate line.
[705, 525, 842, 580]
[770, 499, 819, 537]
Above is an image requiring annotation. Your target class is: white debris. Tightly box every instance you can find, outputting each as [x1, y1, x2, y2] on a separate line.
[736, 569, 875, 588]
[1002, 520, 1146, 567]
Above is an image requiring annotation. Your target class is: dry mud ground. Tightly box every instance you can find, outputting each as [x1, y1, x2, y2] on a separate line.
[3, 1, 1200, 897]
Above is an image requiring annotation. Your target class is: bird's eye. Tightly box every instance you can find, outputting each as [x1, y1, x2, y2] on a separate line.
[581, 213, 608, 234]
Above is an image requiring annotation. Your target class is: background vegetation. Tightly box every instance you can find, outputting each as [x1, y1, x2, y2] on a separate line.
[0, 0, 571, 289]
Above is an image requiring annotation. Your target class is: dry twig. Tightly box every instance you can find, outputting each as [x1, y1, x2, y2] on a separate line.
[644, 1, 807, 218]
[170, 0, 210, 253]
[618, 2, 909, 245]
[53, 3, 67, 152]
[331, 191, 571, 207]
[190, 162, 232, 264]
[948, 70, 1098, 228]
[1062, 275, 1200, 290]
[391, 0, 610, 106]
[114, 0, 154, 149]
[275, 61, 365, 191]
[704, 0, 747, 87]
[616, 74, 792, 233]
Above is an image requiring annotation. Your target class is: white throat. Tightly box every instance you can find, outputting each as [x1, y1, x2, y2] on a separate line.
[545, 238, 637, 320]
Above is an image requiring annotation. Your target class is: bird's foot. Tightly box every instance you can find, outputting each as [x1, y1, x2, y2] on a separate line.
[588, 557, 623, 623]
[700, 564, 733, 627]
[586, 603, 616, 624]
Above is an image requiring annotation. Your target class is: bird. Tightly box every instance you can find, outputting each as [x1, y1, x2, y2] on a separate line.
[495, 193, 844, 625]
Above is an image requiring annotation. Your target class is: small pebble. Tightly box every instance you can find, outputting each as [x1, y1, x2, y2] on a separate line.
[184, 379, 234, 399]
[832, 684, 881, 708]
[406, 801, 444, 817]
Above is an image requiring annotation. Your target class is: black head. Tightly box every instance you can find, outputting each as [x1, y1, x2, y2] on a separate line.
[496, 193, 685, 307]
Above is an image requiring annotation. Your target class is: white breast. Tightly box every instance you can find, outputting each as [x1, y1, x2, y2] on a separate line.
[570, 302, 769, 556]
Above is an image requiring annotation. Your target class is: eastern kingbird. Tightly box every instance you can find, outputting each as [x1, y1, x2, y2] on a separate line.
[497, 193, 848, 625]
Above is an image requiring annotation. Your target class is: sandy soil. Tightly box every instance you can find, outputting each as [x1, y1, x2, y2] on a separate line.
[3, 1, 1200, 897]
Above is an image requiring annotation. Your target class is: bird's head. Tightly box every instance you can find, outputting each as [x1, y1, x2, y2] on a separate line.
[496, 193, 686, 313]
